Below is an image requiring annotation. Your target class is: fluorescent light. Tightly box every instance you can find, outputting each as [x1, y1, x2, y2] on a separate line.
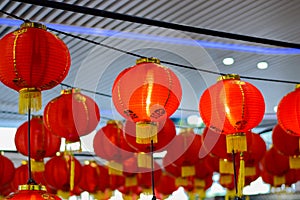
[257, 61, 268, 69]
[222, 57, 235, 65]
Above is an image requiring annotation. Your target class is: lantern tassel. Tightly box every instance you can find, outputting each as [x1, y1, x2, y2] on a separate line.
[237, 153, 245, 198]
[136, 122, 158, 144]
[70, 154, 75, 193]
[19, 88, 41, 114]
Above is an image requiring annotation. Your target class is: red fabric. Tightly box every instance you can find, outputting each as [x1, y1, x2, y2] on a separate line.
[277, 87, 300, 136]
[123, 118, 176, 153]
[112, 61, 182, 123]
[44, 89, 100, 142]
[273, 124, 300, 156]
[0, 24, 70, 92]
[44, 154, 82, 192]
[199, 77, 265, 134]
[15, 116, 61, 161]
[156, 173, 178, 196]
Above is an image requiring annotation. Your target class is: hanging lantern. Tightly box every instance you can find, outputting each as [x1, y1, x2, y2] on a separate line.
[4, 184, 61, 200]
[0, 21, 71, 114]
[112, 57, 182, 144]
[93, 120, 135, 175]
[199, 74, 265, 153]
[163, 128, 202, 177]
[124, 117, 176, 153]
[277, 84, 300, 136]
[156, 173, 178, 198]
[0, 153, 15, 187]
[15, 115, 61, 171]
[44, 88, 100, 145]
[44, 153, 82, 194]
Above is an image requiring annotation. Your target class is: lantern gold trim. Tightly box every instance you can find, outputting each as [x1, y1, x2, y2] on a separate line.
[136, 57, 161, 65]
[20, 21, 47, 30]
[18, 184, 46, 191]
[217, 74, 240, 81]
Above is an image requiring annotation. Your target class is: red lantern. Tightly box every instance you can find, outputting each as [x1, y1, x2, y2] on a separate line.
[164, 129, 202, 168]
[93, 120, 135, 164]
[0, 154, 15, 186]
[112, 57, 182, 144]
[15, 116, 61, 162]
[0, 21, 70, 114]
[272, 124, 300, 156]
[44, 88, 100, 143]
[156, 173, 178, 197]
[277, 84, 300, 136]
[261, 146, 290, 176]
[124, 118, 176, 153]
[4, 185, 61, 200]
[79, 161, 109, 194]
[199, 74, 265, 153]
[44, 153, 82, 193]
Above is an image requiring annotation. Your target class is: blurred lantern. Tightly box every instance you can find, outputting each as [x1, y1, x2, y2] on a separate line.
[261, 146, 290, 177]
[199, 74, 265, 153]
[4, 185, 61, 200]
[0, 21, 70, 114]
[124, 118, 176, 153]
[44, 153, 82, 195]
[44, 88, 100, 149]
[15, 116, 61, 171]
[163, 128, 202, 177]
[277, 84, 300, 136]
[0, 153, 15, 187]
[272, 124, 300, 169]
[0, 183, 15, 198]
[112, 57, 182, 144]
[93, 120, 135, 175]
[156, 173, 178, 198]
[79, 161, 109, 194]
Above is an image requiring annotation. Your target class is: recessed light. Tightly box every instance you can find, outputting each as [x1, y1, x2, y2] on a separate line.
[257, 61, 268, 69]
[187, 115, 203, 126]
[273, 105, 278, 112]
[223, 57, 234, 65]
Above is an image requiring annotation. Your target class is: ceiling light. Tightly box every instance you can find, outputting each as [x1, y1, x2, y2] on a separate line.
[187, 115, 203, 126]
[222, 57, 234, 65]
[257, 61, 268, 69]
[274, 105, 278, 112]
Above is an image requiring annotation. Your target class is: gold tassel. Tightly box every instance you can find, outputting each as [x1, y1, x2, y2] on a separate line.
[289, 156, 300, 169]
[125, 176, 137, 187]
[30, 159, 45, 172]
[19, 88, 41, 114]
[237, 153, 245, 198]
[194, 178, 205, 188]
[175, 177, 188, 186]
[245, 166, 256, 176]
[219, 159, 234, 174]
[107, 161, 123, 176]
[57, 190, 70, 199]
[181, 165, 195, 177]
[225, 189, 236, 200]
[70, 155, 75, 192]
[136, 121, 158, 144]
[273, 175, 285, 186]
[92, 191, 106, 200]
[137, 152, 152, 168]
[219, 174, 232, 185]
[226, 133, 247, 153]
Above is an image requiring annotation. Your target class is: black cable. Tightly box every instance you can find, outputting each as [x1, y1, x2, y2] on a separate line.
[26, 106, 36, 184]
[150, 140, 156, 200]
[11, 0, 300, 49]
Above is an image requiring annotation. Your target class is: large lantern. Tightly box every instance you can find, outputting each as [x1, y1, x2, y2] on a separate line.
[112, 57, 182, 144]
[15, 116, 61, 168]
[0, 21, 71, 114]
[199, 74, 265, 152]
[44, 88, 100, 145]
[277, 84, 300, 136]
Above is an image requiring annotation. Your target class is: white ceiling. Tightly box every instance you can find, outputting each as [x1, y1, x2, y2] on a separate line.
[0, 0, 299, 133]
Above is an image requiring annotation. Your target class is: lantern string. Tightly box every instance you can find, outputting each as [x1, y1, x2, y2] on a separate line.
[150, 140, 156, 200]
[0, 9, 299, 86]
[26, 105, 36, 184]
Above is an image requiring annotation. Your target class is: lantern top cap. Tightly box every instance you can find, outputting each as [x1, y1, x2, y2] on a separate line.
[295, 84, 300, 89]
[61, 88, 81, 94]
[20, 21, 47, 30]
[18, 184, 47, 191]
[136, 57, 160, 65]
[217, 74, 240, 81]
